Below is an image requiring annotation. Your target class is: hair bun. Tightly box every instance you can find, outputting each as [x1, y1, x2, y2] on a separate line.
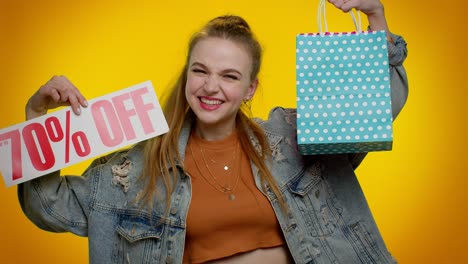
[208, 15, 252, 33]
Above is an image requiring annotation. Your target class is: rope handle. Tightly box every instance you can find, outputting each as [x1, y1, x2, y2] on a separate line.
[317, 0, 362, 34]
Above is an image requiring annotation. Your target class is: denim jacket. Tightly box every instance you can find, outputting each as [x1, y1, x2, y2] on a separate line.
[18, 34, 408, 264]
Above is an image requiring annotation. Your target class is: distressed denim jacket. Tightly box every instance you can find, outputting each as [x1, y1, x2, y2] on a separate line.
[18, 34, 408, 264]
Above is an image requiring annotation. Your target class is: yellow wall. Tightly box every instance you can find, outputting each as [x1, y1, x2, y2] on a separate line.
[0, 0, 466, 263]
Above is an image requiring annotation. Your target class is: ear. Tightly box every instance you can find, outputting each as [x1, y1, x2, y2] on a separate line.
[244, 78, 258, 101]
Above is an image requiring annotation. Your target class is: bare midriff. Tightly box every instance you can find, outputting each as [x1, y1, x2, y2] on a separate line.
[205, 246, 294, 264]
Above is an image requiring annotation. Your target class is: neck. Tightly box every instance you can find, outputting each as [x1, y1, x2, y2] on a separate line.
[194, 122, 236, 141]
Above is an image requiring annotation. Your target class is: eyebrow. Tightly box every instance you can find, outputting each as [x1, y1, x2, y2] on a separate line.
[190, 62, 243, 77]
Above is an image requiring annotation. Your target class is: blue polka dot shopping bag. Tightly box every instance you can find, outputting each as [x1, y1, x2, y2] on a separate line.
[296, 0, 393, 155]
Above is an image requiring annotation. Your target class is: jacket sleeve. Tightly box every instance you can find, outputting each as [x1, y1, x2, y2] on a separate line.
[16, 154, 114, 236]
[17, 172, 93, 236]
[348, 33, 409, 169]
[387, 33, 409, 119]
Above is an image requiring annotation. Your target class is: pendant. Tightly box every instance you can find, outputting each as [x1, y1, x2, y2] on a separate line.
[228, 194, 236, 200]
[224, 166, 229, 171]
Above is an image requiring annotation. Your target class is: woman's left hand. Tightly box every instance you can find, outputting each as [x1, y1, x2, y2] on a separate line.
[327, 0, 391, 35]
[327, 0, 384, 17]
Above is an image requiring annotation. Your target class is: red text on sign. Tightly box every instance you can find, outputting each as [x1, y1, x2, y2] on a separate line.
[23, 123, 56, 171]
[21, 113, 91, 172]
[0, 130, 22, 180]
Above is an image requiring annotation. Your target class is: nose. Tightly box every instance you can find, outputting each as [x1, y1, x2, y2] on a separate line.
[204, 75, 220, 94]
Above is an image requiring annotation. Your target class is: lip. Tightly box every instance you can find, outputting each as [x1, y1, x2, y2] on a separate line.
[199, 96, 223, 111]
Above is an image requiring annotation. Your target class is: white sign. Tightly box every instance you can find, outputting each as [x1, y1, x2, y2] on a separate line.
[0, 81, 168, 187]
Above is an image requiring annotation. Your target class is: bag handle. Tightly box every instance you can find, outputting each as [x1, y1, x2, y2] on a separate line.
[317, 0, 362, 34]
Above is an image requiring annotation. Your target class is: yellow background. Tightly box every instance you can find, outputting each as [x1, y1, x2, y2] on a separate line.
[0, 0, 466, 263]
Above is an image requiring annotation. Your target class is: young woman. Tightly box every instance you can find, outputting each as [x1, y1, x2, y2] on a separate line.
[19, 0, 408, 263]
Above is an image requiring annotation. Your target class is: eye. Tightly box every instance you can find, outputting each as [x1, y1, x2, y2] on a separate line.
[224, 74, 239, 80]
[192, 68, 206, 74]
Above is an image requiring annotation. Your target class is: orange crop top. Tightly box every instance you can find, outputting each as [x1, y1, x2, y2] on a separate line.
[183, 132, 285, 263]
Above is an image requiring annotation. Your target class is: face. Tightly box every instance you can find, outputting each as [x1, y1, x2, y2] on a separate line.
[185, 37, 258, 136]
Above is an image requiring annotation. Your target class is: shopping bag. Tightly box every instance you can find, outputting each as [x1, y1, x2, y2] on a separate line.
[296, 0, 393, 155]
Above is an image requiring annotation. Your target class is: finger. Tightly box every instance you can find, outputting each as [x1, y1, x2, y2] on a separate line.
[42, 76, 71, 103]
[74, 89, 88, 108]
[330, 0, 361, 12]
[327, 0, 349, 12]
[56, 76, 88, 115]
[51, 75, 75, 97]
[327, 0, 340, 4]
[64, 83, 88, 115]
[342, 4, 355, 13]
[50, 89, 61, 103]
[341, 0, 360, 12]
[64, 81, 88, 114]
[327, 0, 341, 8]
[61, 76, 88, 107]
[68, 95, 82, 115]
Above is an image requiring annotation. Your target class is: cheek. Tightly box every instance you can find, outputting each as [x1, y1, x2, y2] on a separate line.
[226, 84, 249, 102]
[186, 75, 204, 94]
[185, 77, 196, 97]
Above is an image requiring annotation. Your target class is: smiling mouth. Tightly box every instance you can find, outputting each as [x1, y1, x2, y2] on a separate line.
[200, 97, 223, 105]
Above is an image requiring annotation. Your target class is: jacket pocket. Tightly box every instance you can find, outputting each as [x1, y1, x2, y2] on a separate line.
[113, 214, 164, 264]
[286, 162, 342, 237]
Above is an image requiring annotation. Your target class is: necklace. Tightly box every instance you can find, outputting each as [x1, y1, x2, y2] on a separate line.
[201, 146, 237, 171]
[199, 141, 238, 189]
[189, 135, 241, 200]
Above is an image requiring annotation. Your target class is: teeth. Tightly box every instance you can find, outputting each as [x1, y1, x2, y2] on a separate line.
[200, 97, 222, 105]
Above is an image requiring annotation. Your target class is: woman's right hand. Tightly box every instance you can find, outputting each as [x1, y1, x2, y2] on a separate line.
[26, 76, 88, 120]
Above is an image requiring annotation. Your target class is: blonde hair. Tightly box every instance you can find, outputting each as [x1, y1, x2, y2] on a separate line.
[140, 15, 286, 212]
